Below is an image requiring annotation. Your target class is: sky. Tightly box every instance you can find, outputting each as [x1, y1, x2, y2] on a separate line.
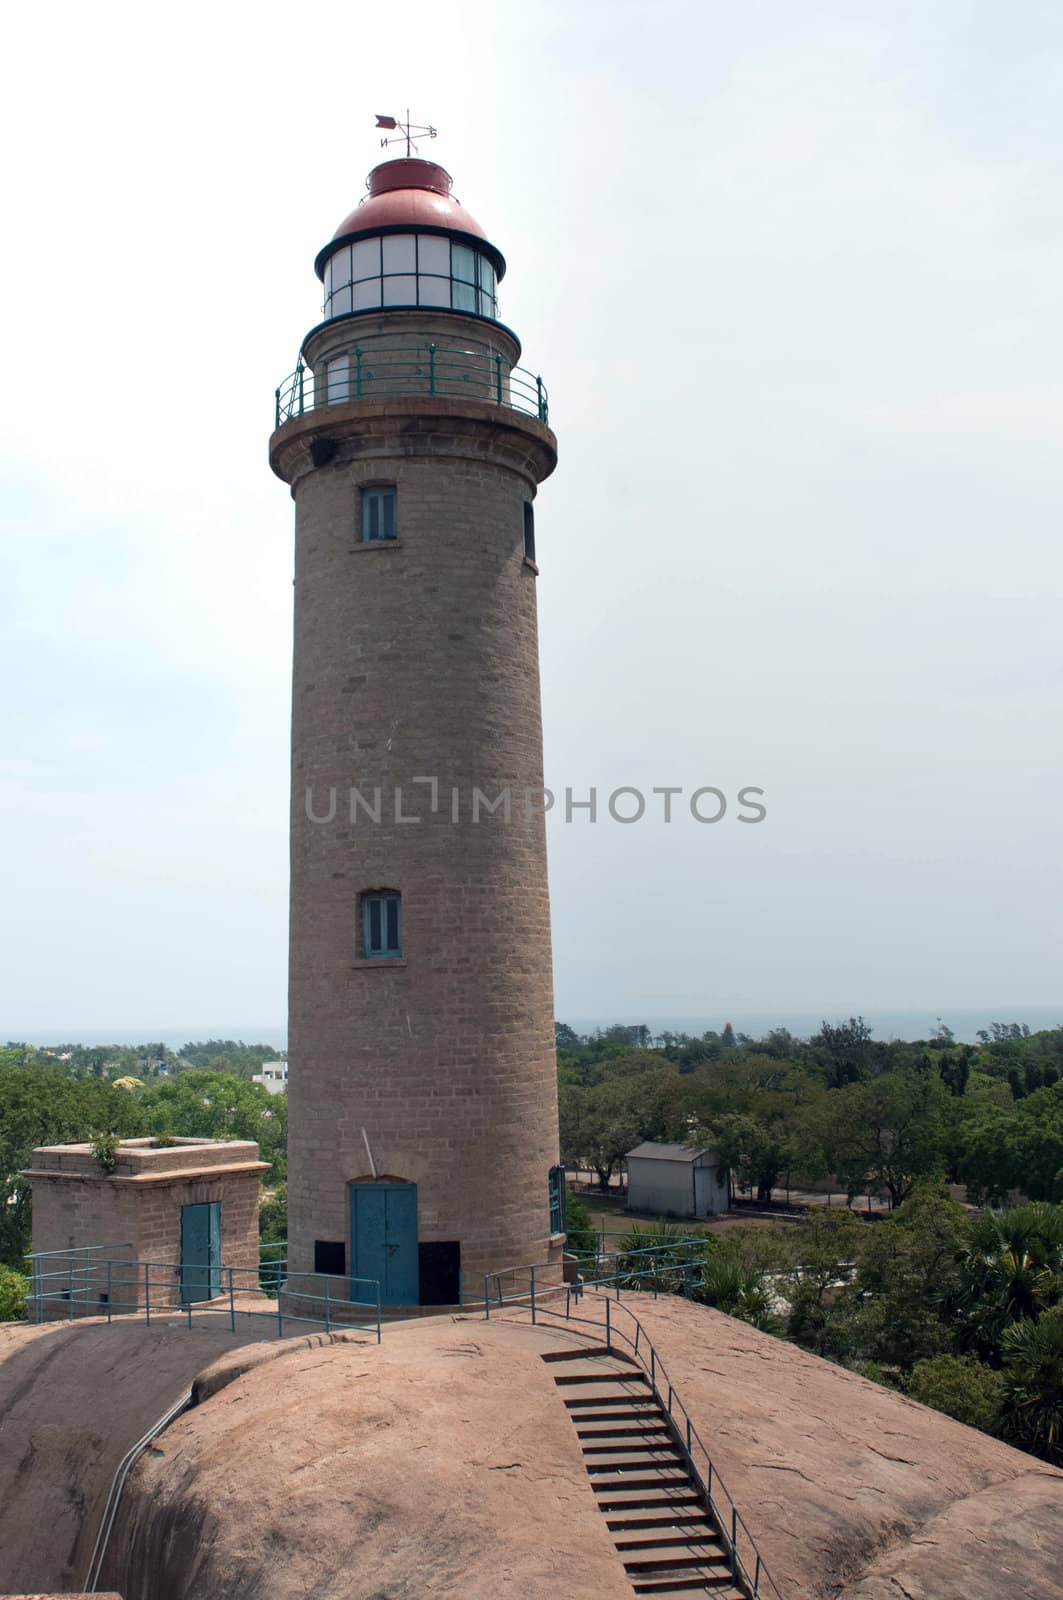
[1, 0, 1061, 1036]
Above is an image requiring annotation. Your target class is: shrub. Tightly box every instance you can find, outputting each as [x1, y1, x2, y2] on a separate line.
[0, 1265, 28, 1321]
[90, 1131, 120, 1174]
[908, 1354, 1004, 1433]
[565, 1191, 597, 1261]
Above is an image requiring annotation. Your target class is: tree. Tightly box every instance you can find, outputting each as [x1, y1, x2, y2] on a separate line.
[782, 1208, 866, 1358]
[564, 1078, 642, 1189]
[139, 1072, 287, 1181]
[852, 1187, 970, 1369]
[907, 1355, 1003, 1433]
[0, 1053, 146, 1267]
[811, 1016, 885, 1088]
[822, 1071, 949, 1207]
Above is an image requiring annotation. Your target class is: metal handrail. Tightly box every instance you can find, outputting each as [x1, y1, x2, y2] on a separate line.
[274, 344, 549, 427]
[26, 1251, 383, 1344]
[483, 1265, 784, 1600]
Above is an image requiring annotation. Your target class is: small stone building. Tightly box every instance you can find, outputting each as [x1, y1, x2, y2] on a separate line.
[26, 1138, 269, 1315]
[626, 1142, 729, 1219]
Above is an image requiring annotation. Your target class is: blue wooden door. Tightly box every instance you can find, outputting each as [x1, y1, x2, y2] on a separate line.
[349, 1183, 418, 1305]
[180, 1201, 221, 1303]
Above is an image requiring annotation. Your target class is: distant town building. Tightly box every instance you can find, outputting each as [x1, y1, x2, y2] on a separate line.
[626, 1142, 729, 1218]
[253, 1061, 288, 1094]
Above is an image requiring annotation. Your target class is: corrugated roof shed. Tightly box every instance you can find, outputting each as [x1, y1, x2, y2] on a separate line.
[625, 1142, 714, 1163]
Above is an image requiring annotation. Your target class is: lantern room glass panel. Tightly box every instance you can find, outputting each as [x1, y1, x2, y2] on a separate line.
[382, 234, 416, 273]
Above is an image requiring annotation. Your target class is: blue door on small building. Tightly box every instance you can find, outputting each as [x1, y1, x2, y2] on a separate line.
[180, 1201, 221, 1303]
[349, 1182, 419, 1305]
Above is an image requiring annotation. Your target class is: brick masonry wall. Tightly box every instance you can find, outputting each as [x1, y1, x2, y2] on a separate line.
[275, 397, 562, 1293]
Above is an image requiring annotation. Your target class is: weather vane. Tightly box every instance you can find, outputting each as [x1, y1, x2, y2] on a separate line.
[375, 111, 437, 158]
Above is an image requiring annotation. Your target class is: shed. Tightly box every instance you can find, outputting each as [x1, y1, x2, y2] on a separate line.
[25, 1137, 270, 1318]
[625, 1142, 729, 1219]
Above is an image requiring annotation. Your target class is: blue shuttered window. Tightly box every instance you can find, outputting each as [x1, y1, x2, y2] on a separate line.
[363, 891, 401, 958]
[362, 486, 397, 542]
[548, 1165, 567, 1236]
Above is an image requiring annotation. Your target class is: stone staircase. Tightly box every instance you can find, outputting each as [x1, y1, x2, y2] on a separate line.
[544, 1346, 746, 1598]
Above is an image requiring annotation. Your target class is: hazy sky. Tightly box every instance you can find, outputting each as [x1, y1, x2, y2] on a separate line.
[1, 0, 1061, 1033]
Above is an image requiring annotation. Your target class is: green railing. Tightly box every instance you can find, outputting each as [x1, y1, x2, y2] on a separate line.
[274, 344, 548, 428]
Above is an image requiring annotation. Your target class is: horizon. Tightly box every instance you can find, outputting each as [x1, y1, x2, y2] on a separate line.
[7, 1003, 1061, 1052]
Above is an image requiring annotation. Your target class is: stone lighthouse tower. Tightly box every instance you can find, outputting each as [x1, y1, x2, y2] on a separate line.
[270, 146, 562, 1307]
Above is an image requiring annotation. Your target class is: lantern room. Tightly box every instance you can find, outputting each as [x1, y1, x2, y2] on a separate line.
[314, 158, 504, 324]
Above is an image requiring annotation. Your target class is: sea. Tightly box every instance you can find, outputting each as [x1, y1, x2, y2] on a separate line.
[5, 1006, 1061, 1051]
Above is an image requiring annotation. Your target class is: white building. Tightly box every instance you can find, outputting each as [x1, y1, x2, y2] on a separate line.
[626, 1142, 729, 1219]
[253, 1061, 288, 1095]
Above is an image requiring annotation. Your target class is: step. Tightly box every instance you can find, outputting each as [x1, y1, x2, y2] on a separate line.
[580, 1432, 675, 1451]
[576, 1418, 674, 1438]
[624, 1548, 732, 1574]
[583, 1446, 685, 1468]
[590, 1472, 690, 1494]
[595, 1488, 703, 1512]
[629, 1574, 740, 1596]
[542, 1346, 636, 1366]
[553, 1369, 650, 1388]
[620, 1540, 729, 1565]
[615, 1528, 724, 1552]
[563, 1396, 665, 1416]
[608, 1512, 717, 1535]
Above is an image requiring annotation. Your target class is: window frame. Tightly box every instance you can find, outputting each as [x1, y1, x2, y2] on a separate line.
[361, 485, 398, 544]
[362, 890, 402, 960]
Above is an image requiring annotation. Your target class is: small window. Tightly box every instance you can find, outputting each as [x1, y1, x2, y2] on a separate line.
[362, 486, 397, 543]
[548, 1166, 567, 1235]
[363, 891, 401, 958]
[523, 502, 536, 563]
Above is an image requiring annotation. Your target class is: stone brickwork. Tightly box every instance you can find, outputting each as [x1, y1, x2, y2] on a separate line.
[272, 296, 563, 1296]
[27, 1139, 268, 1313]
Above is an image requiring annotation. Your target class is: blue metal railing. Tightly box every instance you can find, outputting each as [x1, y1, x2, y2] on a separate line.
[26, 1245, 382, 1344]
[483, 1260, 784, 1600]
[274, 344, 548, 428]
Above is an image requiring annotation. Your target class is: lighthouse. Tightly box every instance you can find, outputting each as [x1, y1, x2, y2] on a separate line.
[270, 140, 562, 1307]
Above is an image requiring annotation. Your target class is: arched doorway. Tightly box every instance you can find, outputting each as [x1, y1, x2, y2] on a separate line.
[348, 1181, 419, 1305]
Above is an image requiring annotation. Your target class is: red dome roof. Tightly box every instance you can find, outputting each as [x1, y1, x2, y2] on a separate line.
[333, 158, 489, 242]
[316, 158, 503, 280]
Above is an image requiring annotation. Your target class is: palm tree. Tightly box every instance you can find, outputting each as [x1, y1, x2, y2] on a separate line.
[614, 1223, 706, 1294]
[952, 1205, 1063, 1361]
[999, 1306, 1063, 1464]
[689, 1259, 779, 1333]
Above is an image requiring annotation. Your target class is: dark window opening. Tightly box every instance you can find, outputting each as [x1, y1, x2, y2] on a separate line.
[315, 1240, 347, 1276]
[419, 1241, 461, 1306]
[362, 890, 402, 958]
[362, 485, 397, 542]
[523, 501, 536, 563]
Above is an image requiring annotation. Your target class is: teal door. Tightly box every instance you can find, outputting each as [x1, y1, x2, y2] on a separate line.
[349, 1183, 418, 1305]
[180, 1201, 221, 1303]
